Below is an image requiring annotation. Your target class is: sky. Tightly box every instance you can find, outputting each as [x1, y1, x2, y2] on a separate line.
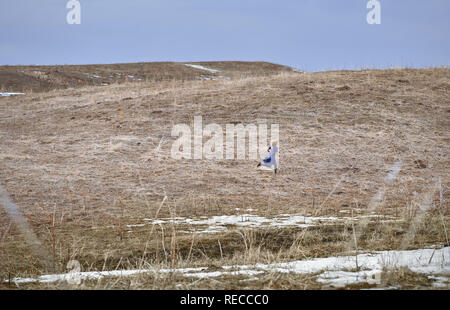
[0, 0, 449, 71]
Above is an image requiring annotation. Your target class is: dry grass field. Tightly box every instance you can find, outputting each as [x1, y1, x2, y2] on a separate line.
[0, 61, 292, 93]
[0, 62, 448, 289]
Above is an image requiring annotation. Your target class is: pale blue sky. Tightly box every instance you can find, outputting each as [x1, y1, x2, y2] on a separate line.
[1, 0, 449, 71]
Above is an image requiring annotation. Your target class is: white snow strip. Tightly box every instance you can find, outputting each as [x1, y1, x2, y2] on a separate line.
[1, 92, 25, 97]
[142, 213, 395, 233]
[185, 64, 220, 74]
[237, 247, 449, 275]
[7, 267, 207, 284]
[7, 247, 449, 287]
[143, 214, 340, 231]
[316, 270, 382, 287]
[126, 224, 145, 228]
[219, 247, 449, 288]
[185, 270, 264, 279]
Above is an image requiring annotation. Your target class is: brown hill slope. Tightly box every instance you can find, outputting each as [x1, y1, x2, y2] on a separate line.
[0, 67, 448, 288]
[0, 61, 295, 93]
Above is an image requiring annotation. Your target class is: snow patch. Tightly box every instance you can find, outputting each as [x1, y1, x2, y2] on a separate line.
[142, 213, 397, 233]
[7, 247, 449, 287]
[143, 214, 344, 232]
[1, 92, 25, 97]
[185, 64, 220, 74]
[184, 270, 264, 279]
[317, 270, 382, 287]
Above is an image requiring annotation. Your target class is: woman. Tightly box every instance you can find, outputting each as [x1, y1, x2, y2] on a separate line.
[257, 141, 279, 174]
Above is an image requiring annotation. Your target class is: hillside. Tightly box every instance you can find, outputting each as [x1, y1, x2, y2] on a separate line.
[0, 64, 449, 289]
[0, 61, 295, 93]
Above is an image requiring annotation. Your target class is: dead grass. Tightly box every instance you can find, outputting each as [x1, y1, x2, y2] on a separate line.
[0, 61, 294, 93]
[380, 267, 434, 289]
[0, 65, 449, 289]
